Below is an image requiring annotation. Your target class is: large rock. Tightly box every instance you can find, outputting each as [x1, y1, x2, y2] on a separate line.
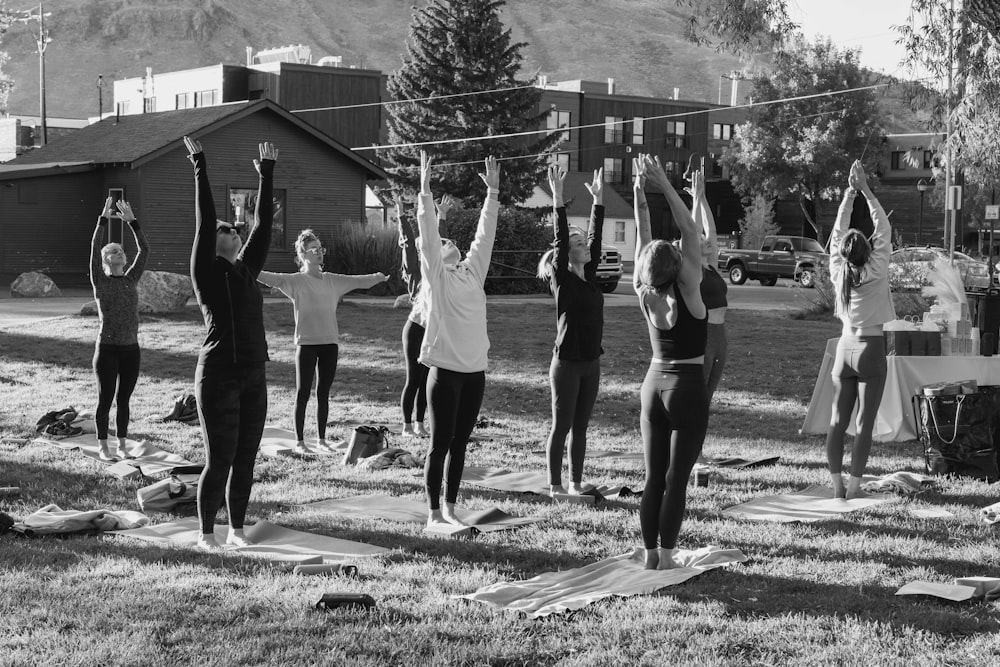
[136, 271, 193, 313]
[393, 294, 412, 309]
[79, 301, 98, 316]
[10, 272, 61, 298]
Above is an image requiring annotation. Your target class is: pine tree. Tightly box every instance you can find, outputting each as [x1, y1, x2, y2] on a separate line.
[0, 5, 14, 114]
[383, 0, 559, 206]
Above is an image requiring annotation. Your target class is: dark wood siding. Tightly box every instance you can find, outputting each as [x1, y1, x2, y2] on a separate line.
[277, 65, 382, 150]
[538, 90, 582, 172]
[0, 171, 103, 284]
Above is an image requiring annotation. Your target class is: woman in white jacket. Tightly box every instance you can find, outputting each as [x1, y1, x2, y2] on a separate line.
[416, 151, 500, 527]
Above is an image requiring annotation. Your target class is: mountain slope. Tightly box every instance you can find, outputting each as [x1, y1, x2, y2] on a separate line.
[0, 0, 922, 132]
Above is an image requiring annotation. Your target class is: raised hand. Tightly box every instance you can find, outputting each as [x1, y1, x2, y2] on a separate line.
[100, 196, 115, 219]
[643, 154, 670, 192]
[849, 160, 868, 192]
[479, 156, 500, 191]
[420, 151, 433, 195]
[254, 141, 279, 175]
[685, 170, 705, 201]
[548, 165, 567, 203]
[393, 192, 406, 217]
[632, 156, 647, 191]
[584, 168, 604, 204]
[436, 194, 456, 220]
[183, 136, 202, 165]
[116, 200, 136, 223]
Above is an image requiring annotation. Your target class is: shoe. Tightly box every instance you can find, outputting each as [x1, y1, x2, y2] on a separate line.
[44, 421, 83, 440]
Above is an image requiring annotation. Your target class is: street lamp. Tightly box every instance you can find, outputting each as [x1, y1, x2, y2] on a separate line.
[916, 179, 929, 246]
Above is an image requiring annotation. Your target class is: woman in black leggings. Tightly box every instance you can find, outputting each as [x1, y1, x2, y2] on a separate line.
[536, 166, 605, 496]
[396, 193, 455, 438]
[90, 197, 149, 461]
[185, 136, 278, 550]
[632, 154, 708, 570]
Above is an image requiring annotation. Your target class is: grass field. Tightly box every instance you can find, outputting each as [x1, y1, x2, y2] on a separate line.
[2, 298, 1000, 666]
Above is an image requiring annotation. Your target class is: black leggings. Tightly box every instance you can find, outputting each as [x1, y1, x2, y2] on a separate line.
[545, 357, 601, 486]
[400, 319, 429, 424]
[639, 362, 708, 550]
[295, 344, 339, 441]
[93, 343, 141, 440]
[195, 362, 267, 534]
[424, 367, 485, 509]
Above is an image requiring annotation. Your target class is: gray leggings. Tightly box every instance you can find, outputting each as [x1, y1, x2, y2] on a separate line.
[545, 357, 601, 486]
[826, 334, 887, 477]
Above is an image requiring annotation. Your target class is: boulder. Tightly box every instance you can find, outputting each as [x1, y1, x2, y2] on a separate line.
[136, 271, 193, 313]
[393, 294, 412, 309]
[10, 272, 61, 298]
[79, 301, 98, 316]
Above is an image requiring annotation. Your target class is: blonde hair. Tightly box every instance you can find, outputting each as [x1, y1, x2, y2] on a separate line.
[636, 240, 681, 296]
[294, 229, 322, 268]
[100, 243, 124, 276]
[536, 227, 586, 281]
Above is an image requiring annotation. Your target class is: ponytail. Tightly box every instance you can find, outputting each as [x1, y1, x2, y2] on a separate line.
[838, 229, 872, 314]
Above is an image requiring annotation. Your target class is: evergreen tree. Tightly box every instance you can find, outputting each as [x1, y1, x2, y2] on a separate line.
[383, 0, 559, 206]
[0, 4, 14, 114]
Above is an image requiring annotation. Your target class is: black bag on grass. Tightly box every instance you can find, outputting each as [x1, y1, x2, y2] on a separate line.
[342, 425, 388, 465]
[916, 392, 999, 482]
[137, 475, 198, 513]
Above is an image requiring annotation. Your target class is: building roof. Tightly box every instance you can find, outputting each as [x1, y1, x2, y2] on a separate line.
[535, 171, 634, 219]
[0, 100, 389, 179]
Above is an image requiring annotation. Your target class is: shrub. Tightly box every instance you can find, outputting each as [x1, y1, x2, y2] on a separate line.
[321, 220, 402, 296]
[790, 263, 932, 321]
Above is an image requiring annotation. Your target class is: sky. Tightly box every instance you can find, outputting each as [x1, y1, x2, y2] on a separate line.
[791, 0, 915, 75]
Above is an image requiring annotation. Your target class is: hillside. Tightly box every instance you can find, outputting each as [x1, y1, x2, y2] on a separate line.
[0, 0, 923, 132]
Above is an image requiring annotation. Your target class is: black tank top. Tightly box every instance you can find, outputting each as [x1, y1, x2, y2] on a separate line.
[642, 286, 707, 360]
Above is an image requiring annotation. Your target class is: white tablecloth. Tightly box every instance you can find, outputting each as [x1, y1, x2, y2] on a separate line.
[801, 338, 1000, 441]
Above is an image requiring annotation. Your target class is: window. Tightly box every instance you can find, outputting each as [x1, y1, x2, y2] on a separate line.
[143, 97, 156, 113]
[546, 108, 571, 143]
[229, 187, 287, 249]
[712, 123, 734, 140]
[604, 116, 624, 144]
[632, 117, 644, 144]
[891, 151, 906, 170]
[665, 121, 687, 148]
[548, 153, 570, 172]
[115, 101, 130, 116]
[774, 241, 792, 252]
[614, 220, 626, 243]
[603, 157, 623, 183]
[176, 93, 192, 110]
[194, 89, 218, 107]
[923, 150, 938, 169]
[711, 159, 724, 179]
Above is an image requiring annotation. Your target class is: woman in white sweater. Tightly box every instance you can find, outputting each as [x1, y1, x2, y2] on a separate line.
[826, 160, 895, 499]
[416, 151, 500, 527]
[258, 230, 387, 453]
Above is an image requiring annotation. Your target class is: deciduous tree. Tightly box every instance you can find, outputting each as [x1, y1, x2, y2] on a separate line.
[0, 2, 14, 113]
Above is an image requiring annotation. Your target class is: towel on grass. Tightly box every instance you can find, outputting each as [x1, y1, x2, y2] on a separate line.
[860, 471, 935, 496]
[258, 426, 345, 459]
[327, 418, 497, 443]
[721, 485, 891, 523]
[11, 504, 150, 536]
[461, 467, 637, 499]
[299, 494, 542, 533]
[35, 430, 194, 476]
[895, 582, 978, 602]
[459, 545, 748, 618]
[112, 517, 390, 561]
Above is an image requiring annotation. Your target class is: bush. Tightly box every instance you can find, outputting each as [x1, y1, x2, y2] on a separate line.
[790, 263, 932, 320]
[321, 220, 402, 296]
[444, 206, 552, 294]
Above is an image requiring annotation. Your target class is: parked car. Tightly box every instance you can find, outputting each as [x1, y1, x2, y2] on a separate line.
[596, 243, 623, 293]
[888, 246, 997, 291]
[717, 235, 828, 288]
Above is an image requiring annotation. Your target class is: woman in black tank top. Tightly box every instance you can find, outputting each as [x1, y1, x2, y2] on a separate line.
[632, 154, 709, 571]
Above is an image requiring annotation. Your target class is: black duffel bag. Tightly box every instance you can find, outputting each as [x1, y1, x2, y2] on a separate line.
[915, 392, 999, 482]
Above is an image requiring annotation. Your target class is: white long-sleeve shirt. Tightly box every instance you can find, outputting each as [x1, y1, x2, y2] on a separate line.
[257, 270, 384, 345]
[829, 189, 896, 328]
[416, 191, 499, 372]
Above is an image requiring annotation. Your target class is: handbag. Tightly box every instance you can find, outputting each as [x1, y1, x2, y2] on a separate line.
[915, 392, 999, 481]
[136, 474, 199, 513]
[342, 425, 388, 465]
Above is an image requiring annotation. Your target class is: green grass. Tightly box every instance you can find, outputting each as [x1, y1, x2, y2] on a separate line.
[2, 298, 1000, 666]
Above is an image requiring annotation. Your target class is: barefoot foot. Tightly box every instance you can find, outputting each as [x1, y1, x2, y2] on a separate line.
[643, 548, 659, 570]
[226, 529, 252, 548]
[441, 502, 468, 527]
[196, 533, 220, 551]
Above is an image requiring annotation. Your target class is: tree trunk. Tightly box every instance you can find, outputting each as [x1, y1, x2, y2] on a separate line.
[798, 195, 823, 244]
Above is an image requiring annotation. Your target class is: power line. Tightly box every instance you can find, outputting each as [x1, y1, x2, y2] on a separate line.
[290, 83, 536, 114]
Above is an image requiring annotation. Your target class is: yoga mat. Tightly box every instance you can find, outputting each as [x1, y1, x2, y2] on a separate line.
[112, 517, 390, 560]
[530, 449, 644, 461]
[461, 467, 637, 500]
[703, 455, 781, 469]
[721, 484, 892, 523]
[258, 426, 345, 459]
[895, 582, 977, 601]
[299, 494, 542, 533]
[460, 545, 748, 618]
[35, 432, 195, 476]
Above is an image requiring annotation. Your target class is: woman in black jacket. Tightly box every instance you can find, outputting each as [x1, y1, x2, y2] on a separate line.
[185, 135, 278, 550]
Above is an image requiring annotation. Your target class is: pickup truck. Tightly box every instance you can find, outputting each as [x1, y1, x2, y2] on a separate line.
[596, 243, 623, 293]
[717, 235, 828, 288]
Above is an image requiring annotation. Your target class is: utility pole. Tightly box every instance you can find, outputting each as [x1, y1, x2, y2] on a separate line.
[14, 3, 53, 145]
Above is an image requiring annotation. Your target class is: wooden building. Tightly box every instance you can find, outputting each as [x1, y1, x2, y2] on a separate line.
[0, 99, 388, 286]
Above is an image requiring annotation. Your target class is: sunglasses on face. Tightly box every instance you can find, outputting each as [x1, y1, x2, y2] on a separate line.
[304, 246, 327, 255]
